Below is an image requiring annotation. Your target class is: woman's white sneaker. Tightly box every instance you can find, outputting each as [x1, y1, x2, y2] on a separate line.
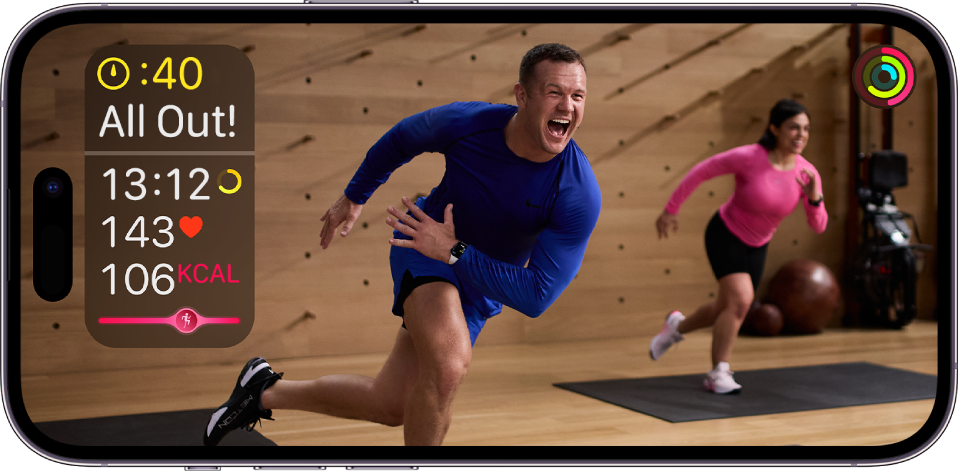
[704, 362, 742, 394]
[649, 311, 686, 360]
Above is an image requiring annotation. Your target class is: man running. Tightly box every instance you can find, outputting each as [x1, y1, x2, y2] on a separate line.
[204, 43, 602, 446]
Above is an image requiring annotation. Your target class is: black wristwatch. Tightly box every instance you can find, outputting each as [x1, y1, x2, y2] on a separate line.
[448, 241, 469, 265]
[809, 195, 824, 206]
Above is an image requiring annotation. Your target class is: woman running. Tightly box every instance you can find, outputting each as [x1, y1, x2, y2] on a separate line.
[650, 99, 827, 394]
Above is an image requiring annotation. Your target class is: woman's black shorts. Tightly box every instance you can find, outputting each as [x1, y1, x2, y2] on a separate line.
[704, 211, 769, 290]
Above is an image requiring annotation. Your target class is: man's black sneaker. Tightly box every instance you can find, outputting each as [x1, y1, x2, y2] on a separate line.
[204, 357, 283, 446]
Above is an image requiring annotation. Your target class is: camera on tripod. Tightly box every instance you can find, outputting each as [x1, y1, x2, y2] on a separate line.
[859, 150, 912, 246]
[849, 150, 932, 328]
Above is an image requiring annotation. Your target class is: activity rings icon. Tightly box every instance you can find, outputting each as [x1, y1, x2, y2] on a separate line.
[217, 169, 242, 194]
[853, 45, 915, 109]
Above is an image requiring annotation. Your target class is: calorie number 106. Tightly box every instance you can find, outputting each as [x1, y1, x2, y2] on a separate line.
[101, 263, 174, 295]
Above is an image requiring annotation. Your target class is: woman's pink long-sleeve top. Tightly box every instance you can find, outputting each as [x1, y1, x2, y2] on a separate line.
[664, 143, 827, 247]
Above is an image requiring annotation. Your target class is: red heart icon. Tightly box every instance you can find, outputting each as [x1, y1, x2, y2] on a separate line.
[179, 216, 203, 238]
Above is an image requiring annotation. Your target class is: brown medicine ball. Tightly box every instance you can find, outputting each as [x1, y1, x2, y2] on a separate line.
[763, 259, 840, 335]
[743, 302, 785, 336]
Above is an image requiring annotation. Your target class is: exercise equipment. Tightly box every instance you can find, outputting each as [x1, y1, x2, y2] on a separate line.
[742, 302, 784, 336]
[849, 150, 932, 328]
[764, 259, 840, 334]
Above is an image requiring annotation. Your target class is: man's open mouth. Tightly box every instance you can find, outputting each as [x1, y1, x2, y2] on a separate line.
[548, 119, 570, 138]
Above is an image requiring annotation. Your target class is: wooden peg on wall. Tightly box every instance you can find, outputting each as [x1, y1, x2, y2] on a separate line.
[22, 132, 60, 150]
[286, 311, 317, 331]
[345, 50, 373, 64]
[402, 25, 427, 36]
[285, 135, 315, 152]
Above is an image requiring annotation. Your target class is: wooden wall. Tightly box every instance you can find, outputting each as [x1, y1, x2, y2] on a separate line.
[17, 23, 940, 376]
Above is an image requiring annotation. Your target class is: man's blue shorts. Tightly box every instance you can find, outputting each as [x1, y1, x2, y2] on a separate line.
[389, 243, 499, 347]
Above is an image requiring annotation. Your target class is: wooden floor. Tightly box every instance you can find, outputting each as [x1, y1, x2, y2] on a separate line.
[21, 320, 938, 446]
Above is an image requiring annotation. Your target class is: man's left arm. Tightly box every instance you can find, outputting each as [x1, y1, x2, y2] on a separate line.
[385, 179, 602, 318]
[452, 188, 602, 318]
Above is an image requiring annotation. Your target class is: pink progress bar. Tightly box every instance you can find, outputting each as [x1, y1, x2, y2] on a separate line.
[99, 307, 239, 335]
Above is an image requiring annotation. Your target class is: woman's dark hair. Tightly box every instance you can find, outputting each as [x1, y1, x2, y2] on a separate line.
[519, 43, 586, 89]
[758, 99, 809, 150]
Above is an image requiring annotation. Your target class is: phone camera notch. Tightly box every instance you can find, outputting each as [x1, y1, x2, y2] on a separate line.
[33, 168, 73, 301]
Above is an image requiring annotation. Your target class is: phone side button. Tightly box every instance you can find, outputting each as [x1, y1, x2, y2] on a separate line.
[254, 468, 326, 470]
[184, 468, 220, 471]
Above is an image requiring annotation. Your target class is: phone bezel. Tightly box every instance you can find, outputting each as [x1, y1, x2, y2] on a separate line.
[1, 3, 954, 466]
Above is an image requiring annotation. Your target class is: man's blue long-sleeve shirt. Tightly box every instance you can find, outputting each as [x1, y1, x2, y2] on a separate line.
[345, 101, 602, 318]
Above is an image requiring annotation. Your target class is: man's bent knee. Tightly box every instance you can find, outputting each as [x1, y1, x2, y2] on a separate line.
[402, 280, 472, 405]
[381, 407, 405, 427]
[430, 356, 470, 401]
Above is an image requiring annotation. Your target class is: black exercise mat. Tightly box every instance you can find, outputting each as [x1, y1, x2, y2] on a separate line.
[554, 362, 936, 423]
[35, 409, 277, 446]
